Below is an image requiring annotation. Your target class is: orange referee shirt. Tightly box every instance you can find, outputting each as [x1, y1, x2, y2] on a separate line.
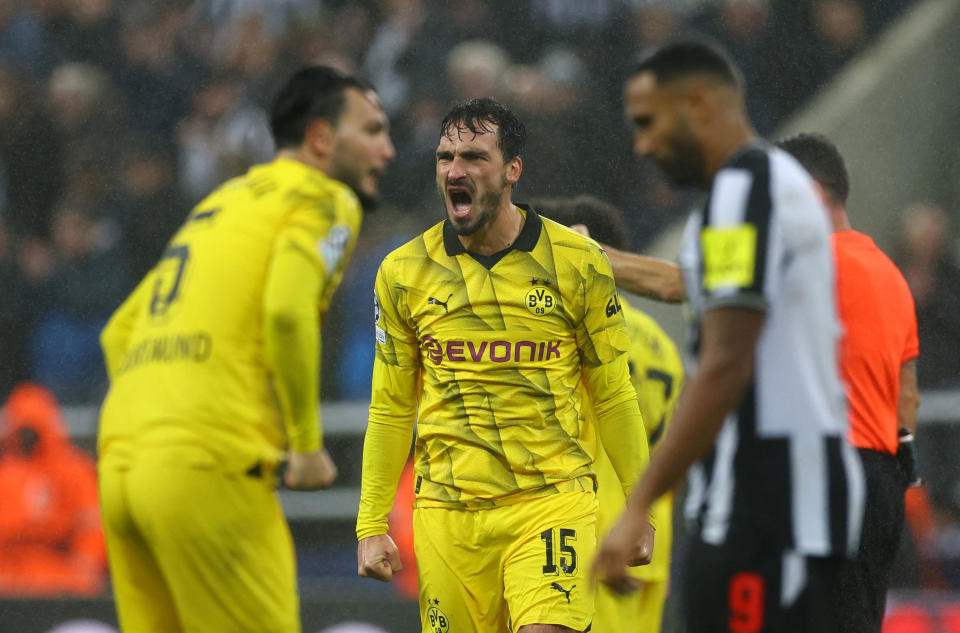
[833, 230, 919, 454]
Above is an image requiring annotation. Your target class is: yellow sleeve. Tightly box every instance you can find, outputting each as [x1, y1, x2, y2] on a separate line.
[263, 220, 325, 454]
[100, 274, 152, 380]
[356, 260, 421, 540]
[577, 249, 649, 499]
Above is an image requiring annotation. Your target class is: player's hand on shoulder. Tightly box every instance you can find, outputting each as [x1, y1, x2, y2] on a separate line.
[285, 448, 338, 490]
[358, 534, 402, 582]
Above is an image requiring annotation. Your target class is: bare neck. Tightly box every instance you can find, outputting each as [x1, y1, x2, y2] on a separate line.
[275, 147, 329, 175]
[702, 115, 756, 187]
[458, 199, 525, 256]
[830, 206, 853, 233]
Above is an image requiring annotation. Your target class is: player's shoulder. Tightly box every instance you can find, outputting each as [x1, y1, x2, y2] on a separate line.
[623, 303, 669, 343]
[538, 212, 607, 261]
[623, 303, 682, 365]
[262, 158, 362, 214]
[716, 142, 810, 193]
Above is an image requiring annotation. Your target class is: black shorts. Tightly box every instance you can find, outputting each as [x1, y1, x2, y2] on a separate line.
[683, 534, 844, 633]
[837, 449, 905, 633]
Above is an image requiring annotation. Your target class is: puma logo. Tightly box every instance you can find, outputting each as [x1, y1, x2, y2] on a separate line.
[551, 582, 575, 603]
[428, 293, 453, 313]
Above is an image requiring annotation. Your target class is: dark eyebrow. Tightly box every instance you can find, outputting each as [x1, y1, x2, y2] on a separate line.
[633, 114, 652, 129]
[435, 149, 490, 161]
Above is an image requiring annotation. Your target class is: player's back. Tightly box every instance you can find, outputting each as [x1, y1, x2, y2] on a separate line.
[99, 158, 361, 472]
[832, 230, 918, 453]
[623, 304, 683, 447]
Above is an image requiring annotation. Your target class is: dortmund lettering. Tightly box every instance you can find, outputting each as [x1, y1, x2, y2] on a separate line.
[118, 331, 213, 374]
[422, 338, 563, 365]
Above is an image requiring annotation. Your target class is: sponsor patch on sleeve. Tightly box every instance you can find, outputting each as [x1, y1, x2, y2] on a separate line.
[701, 224, 757, 290]
[376, 326, 386, 344]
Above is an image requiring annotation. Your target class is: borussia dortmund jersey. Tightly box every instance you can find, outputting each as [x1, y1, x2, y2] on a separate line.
[623, 304, 684, 451]
[593, 303, 684, 580]
[358, 206, 644, 532]
[98, 158, 361, 472]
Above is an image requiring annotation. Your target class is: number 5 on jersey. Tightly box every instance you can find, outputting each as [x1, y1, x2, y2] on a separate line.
[151, 245, 190, 319]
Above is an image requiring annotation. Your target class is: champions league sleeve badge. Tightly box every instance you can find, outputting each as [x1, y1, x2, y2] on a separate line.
[374, 290, 386, 344]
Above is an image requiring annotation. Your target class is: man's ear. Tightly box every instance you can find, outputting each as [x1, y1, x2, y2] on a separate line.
[304, 118, 335, 158]
[811, 180, 831, 209]
[681, 82, 714, 128]
[505, 156, 523, 185]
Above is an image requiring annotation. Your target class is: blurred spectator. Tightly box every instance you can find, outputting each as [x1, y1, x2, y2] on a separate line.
[693, 0, 782, 133]
[53, 0, 122, 71]
[0, 382, 106, 596]
[113, 4, 193, 139]
[106, 135, 190, 283]
[810, 0, 868, 76]
[0, 221, 31, 400]
[0, 63, 63, 238]
[177, 72, 273, 201]
[895, 203, 960, 389]
[0, 0, 926, 406]
[0, 0, 58, 79]
[46, 61, 120, 152]
[362, 0, 427, 117]
[30, 201, 131, 403]
[445, 39, 511, 102]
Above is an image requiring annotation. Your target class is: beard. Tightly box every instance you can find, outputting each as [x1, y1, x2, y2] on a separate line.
[440, 186, 503, 236]
[657, 137, 707, 189]
[329, 145, 381, 212]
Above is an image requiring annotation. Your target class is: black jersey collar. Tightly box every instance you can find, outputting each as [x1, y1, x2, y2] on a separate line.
[442, 203, 542, 258]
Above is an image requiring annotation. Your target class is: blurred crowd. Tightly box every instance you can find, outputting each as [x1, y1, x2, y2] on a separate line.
[2, 0, 960, 602]
[0, 0, 939, 405]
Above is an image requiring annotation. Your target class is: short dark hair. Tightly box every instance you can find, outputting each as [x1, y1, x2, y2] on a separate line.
[630, 37, 742, 90]
[776, 133, 850, 204]
[531, 195, 631, 251]
[439, 98, 526, 162]
[269, 66, 373, 149]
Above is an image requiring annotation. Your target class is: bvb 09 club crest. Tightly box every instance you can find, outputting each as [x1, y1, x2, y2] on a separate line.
[525, 286, 557, 316]
[426, 598, 450, 633]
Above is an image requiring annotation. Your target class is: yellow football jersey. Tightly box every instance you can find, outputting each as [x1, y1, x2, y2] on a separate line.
[98, 158, 362, 472]
[592, 303, 683, 633]
[364, 207, 641, 514]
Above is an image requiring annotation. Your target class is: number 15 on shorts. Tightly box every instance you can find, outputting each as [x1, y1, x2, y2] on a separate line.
[541, 528, 577, 576]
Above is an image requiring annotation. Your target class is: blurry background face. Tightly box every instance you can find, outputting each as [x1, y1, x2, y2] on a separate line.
[625, 74, 706, 189]
[328, 89, 395, 210]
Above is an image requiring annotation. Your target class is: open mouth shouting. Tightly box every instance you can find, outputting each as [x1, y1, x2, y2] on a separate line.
[447, 182, 474, 218]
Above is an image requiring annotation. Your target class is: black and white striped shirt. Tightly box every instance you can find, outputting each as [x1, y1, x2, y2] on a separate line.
[680, 142, 865, 557]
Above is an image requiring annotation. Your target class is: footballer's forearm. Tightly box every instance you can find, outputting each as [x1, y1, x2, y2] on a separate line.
[597, 397, 649, 501]
[898, 358, 919, 435]
[604, 246, 686, 303]
[264, 244, 322, 453]
[356, 412, 415, 540]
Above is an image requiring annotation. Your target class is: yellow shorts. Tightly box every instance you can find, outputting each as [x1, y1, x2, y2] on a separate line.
[413, 490, 597, 633]
[99, 457, 298, 633]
